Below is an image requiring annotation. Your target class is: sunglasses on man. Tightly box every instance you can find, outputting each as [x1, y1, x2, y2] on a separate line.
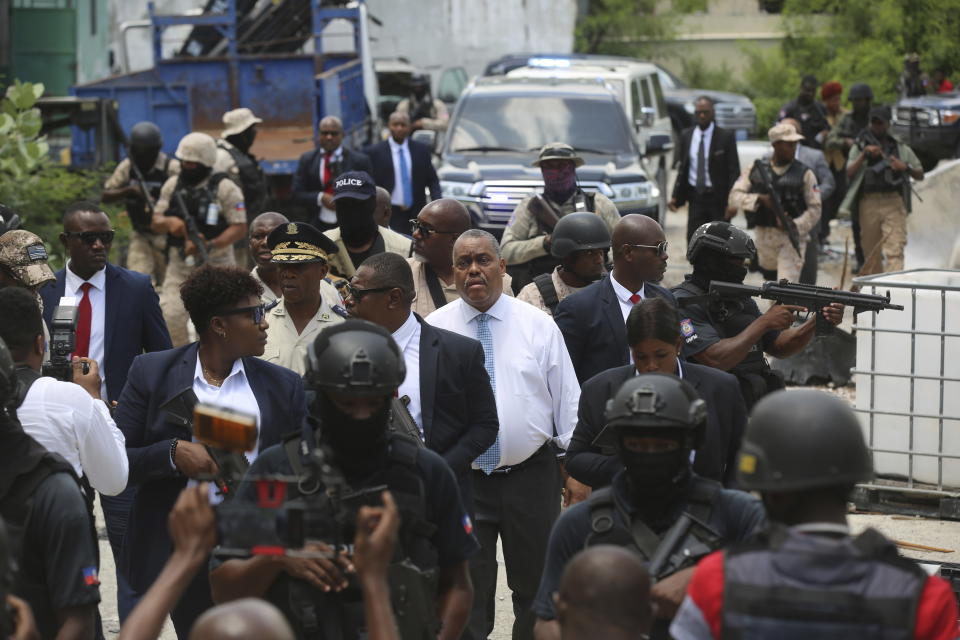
[64, 231, 115, 246]
[624, 241, 669, 257]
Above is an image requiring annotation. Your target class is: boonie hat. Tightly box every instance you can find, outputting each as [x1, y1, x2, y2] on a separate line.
[268, 222, 338, 264]
[532, 142, 585, 167]
[221, 108, 263, 138]
[0, 230, 55, 288]
[332, 171, 377, 201]
[768, 123, 804, 144]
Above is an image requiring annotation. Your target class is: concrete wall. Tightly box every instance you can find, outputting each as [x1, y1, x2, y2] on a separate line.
[76, 0, 110, 84]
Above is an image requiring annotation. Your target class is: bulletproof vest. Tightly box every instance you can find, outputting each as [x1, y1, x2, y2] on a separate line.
[126, 155, 173, 232]
[218, 142, 266, 217]
[676, 281, 783, 409]
[281, 432, 440, 640]
[408, 95, 436, 123]
[748, 160, 807, 227]
[721, 526, 926, 639]
[166, 173, 231, 247]
[533, 272, 560, 314]
[862, 135, 904, 193]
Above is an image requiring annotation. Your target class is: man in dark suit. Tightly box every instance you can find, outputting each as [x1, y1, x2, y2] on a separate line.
[366, 111, 441, 233]
[345, 251, 498, 513]
[668, 96, 741, 242]
[554, 214, 676, 385]
[115, 266, 307, 637]
[565, 300, 747, 490]
[40, 201, 173, 621]
[292, 115, 373, 230]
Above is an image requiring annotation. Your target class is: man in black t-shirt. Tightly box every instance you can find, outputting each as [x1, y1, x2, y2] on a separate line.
[209, 320, 477, 640]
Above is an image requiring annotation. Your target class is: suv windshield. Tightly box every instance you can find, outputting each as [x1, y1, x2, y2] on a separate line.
[448, 94, 635, 154]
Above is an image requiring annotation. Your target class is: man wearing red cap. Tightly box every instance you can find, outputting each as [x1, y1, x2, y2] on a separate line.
[820, 81, 847, 245]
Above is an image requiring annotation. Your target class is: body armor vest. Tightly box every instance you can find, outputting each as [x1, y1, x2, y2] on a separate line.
[165, 173, 231, 247]
[721, 525, 925, 639]
[126, 155, 173, 232]
[218, 142, 266, 217]
[513, 190, 596, 291]
[748, 160, 807, 227]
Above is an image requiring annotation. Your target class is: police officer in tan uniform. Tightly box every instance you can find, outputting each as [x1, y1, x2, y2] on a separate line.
[260, 222, 346, 375]
[152, 132, 248, 346]
[501, 143, 620, 292]
[729, 124, 821, 283]
[101, 121, 180, 285]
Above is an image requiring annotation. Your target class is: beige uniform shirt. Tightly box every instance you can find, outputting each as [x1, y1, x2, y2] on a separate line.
[516, 267, 583, 316]
[103, 153, 181, 190]
[395, 97, 449, 132]
[729, 161, 821, 237]
[250, 266, 343, 308]
[500, 191, 621, 266]
[214, 140, 243, 179]
[260, 298, 345, 375]
[323, 226, 412, 279]
[154, 174, 246, 227]
[408, 256, 514, 317]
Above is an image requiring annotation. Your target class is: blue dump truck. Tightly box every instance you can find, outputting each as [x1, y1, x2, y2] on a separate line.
[67, 0, 379, 213]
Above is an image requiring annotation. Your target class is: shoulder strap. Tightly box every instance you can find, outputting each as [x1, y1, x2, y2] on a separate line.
[533, 273, 560, 313]
[586, 487, 661, 559]
[422, 264, 449, 310]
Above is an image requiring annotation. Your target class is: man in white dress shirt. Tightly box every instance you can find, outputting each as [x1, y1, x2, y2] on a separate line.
[427, 229, 580, 640]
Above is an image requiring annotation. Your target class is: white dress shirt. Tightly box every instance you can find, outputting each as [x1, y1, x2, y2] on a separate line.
[427, 294, 580, 467]
[190, 354, 262, 504]
[610, 273, 646, 324]
[317, 145, 344, 224]
[688, 122, 715, 189]
[388, 137, 412, 207]
[392, 312, 423, 436]
[64, 262, 108, 398]
[18, 376, 128, 495]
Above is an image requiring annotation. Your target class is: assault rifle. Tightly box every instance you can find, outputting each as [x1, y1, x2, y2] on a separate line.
[390, 395, 424, 447]
[677, 279, 904, 335]
[749, 159, 802, 258]
[526, 195, 561, 233]
[856, 129, 923, 203]
[172, 190, 209, 266]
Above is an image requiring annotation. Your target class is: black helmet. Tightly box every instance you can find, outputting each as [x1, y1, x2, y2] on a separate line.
[304, 319, 406, 398]
[737, 389, 873, 492]
[411, 74, 430, 88]
[687, 221, 756, 263]
[848, 83, 874, 101]
[130, 121, 162, 149]
[551, 212, 611, 259]
[595, 373, 707, 450]
[0, 337, 16, 412]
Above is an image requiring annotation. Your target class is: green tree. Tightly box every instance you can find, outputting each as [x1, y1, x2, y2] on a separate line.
[575, 0, 708, 56]
[0, 81, 49, 179]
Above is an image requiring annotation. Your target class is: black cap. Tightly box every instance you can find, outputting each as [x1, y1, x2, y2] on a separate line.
[869, 105, 892, 123]
[848, 83, 874, 101]
[267, 222, 339, 264]
[332, 170, 376, 201]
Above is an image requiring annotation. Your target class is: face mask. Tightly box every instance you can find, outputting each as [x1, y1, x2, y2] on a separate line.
[542, 164, 577, 202]
[319, 394, 390, 475]
[695, 252, 748, 284]
[228, 128, 257, 153]
[338, 202, 378, 246]
[181, 165, 211, 186]
[619, 445, 691, 510]
[130, 146, 159, 171]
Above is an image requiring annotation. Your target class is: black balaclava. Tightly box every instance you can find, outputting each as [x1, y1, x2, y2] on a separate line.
[618, 431, 692, 524]
[181, 165, 212, 187]
[337, 199, 379, 247]
[692, 250, 748, 288]
[130, 145, 160, 174]
[227, 127, 257, 154]
[318, 393, 390, 477]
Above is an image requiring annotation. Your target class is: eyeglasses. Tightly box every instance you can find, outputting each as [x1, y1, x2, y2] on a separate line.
[344, 283, 394, 301]
[694, 110, 712, 116]
[319, 130, 343, 137]
[65, 231, 115, 246]
[410, 219, 460, 238]
[624, 241, 669, 256]
[216, 304, 266, 324]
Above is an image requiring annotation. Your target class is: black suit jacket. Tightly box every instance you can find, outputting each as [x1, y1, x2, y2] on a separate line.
[115, 342, 306, 591]
[416, 315, 498, 512]
[565, 362, 747, 488]
[553, 274, 677, 384]
[292, 146, 373, 211]
[40, 263, 172, 403]
[671, 124, 740, 207]
[365, 139, 441, 214]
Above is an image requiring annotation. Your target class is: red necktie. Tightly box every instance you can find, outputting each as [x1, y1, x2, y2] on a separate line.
[629, 293, 641, 304]
[323, 152, 334, 195]
[74, 282, 93, 358]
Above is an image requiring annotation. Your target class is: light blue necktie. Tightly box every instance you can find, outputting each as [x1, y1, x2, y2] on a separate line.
[398, 146, 413, 208]
[474, 312, 501, 473]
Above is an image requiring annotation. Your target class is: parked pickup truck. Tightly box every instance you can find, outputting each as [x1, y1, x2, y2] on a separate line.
[892, 92, 960, 171]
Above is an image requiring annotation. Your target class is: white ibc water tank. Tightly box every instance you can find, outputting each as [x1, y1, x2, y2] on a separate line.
[854, 269, 960, 489]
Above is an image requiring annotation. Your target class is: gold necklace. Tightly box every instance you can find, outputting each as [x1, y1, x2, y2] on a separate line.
[203, 366, 224, 387]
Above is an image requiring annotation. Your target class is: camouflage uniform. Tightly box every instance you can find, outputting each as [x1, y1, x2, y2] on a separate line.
[516, 266, 583, 317]
[407, 256, 513, 318]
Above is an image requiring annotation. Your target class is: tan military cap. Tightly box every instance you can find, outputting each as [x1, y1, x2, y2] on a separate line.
[221, 108, 263, 138]
[0, 230, 55, 288]
[768, 123, 805, 144]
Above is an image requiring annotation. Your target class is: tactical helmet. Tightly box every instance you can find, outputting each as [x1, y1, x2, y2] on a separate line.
[737, 389, 874, 492]
[175, 132, 218, 168]
[130, 121, 162, 149]
[597, 373, 707, 450]
[848, 83, 874, 101]
[687, 221, 756, 263]
[411, 74, 430, 88]
[551, 212, 611, 259]
[304, 319, 406, 398]
[0, 337, 16, 411]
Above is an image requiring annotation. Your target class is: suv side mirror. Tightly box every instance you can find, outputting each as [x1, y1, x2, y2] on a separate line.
[645, 133, 673, 155]
[635, 106, 656, 129]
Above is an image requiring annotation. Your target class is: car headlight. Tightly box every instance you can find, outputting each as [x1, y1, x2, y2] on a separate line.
[440, 181, 474, 198]
[925, 108, 941, 126]
[684, 102, 695, 115]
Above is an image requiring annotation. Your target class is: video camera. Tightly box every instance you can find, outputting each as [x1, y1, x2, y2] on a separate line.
[41, 304, 89, 382]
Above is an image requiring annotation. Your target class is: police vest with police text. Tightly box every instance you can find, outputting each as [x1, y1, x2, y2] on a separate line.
[748, 159, 808, 227]
[720, 525, 926, 639]
[166, 173, 231, 247]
